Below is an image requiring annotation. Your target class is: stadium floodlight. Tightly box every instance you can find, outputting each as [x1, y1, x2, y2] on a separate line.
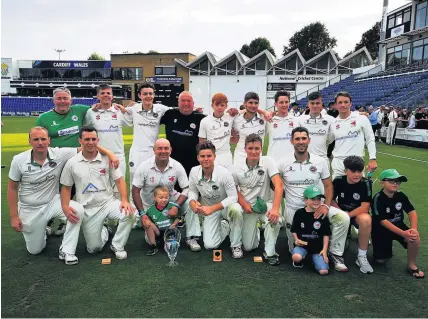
[54, 49, 66, 60]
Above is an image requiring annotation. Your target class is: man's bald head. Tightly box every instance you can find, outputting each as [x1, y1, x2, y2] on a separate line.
[178, 91, 194, 115]
[153, 138, 172, 161]
[154, 138, 171, 149]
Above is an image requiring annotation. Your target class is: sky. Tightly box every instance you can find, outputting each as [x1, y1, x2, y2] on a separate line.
[1, 0, 410, 61]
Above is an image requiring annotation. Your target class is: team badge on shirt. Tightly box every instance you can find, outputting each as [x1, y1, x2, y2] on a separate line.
[48, 161, 57, 168]
[169, 176, 175, 182]
[336, 124, 340, 129]
[353, 193, 360, 200]
[96, 115, 101, 120]
[224, 122, 229, 127]
[258, 169, 264, 175]
[99, 168, 106, 175]
[190, 123, 196, 129]
[112, 114, 117, 119]
[313, 221, 321, 230]
[351, 121, 356, 127]
[72, 115, 78, 121]
[153, 113, 159, 118]
[395, 202, 402, 210]
[129, 161, 134, 167]
[273, 123, 278, 129]
[309, 166, 317, 172]
[289, 122, 294, 128]
[259, 119, 264, 125]
[212, 185, 219, 190]
[322, 120, 328, 125]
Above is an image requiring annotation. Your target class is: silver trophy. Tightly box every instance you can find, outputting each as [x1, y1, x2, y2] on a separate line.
[163, 228, 181, 267]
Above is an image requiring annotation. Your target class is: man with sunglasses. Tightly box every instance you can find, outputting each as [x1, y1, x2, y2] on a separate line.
[372, 169, 424, 279]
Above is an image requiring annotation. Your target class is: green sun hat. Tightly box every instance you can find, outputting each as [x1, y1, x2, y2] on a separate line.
[303, 185, 326, 199]
[379, 169, 408, 182]
[252, 196, 268, 214]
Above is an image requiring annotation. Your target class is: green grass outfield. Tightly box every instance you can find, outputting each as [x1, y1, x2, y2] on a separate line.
[1, 116, 428, 318]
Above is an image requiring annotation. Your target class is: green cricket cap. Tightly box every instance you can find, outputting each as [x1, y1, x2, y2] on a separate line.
[379, 169, 408, 182]
[303, 186, 325, 199]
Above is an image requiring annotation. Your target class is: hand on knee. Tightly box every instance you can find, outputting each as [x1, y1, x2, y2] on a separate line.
[292, 254, 303, 262]
[318, 269, 329, 275]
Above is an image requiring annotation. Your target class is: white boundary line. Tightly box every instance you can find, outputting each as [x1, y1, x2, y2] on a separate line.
[378, 151, 428, 164]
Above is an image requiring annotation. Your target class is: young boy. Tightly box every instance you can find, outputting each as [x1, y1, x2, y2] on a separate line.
[372, 169, 424, 279]
[291, 186, 331, 275]
[332, 156, 373, 274]
[141, 186, 180, 256]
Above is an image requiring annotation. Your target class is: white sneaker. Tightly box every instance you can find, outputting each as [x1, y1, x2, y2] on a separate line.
[46, 226, 53, 236]
[110, 245, 127, 260]
[356, 255, 374, 274]
[329, 253, 348, 272]
[186, 238, 201, 252]
[59, 248, 79, 265]
[231, 246, 243, 259]
[54, 223, 66, 236]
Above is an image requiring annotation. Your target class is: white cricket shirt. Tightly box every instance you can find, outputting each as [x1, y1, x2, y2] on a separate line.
[266, 114, 295, 160]
[232, 112, 266, 155]
[198, 113, 234, 153]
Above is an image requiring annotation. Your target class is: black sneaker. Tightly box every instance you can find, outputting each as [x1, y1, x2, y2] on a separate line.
[263, 252, 280, 266]
[293, 261, 304, 268]
[147, 245, 158, 256]
[177, 217, 185, 228]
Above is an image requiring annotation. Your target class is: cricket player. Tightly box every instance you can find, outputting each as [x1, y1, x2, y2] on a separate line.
[266, 90, 295, 161]
[386, 106, 399, 145]
[277, 126, 350, 272]
[188, 141, 241, 257]
[233, 92, 266, 167]
[230, 134, 283, 265]
[7, 126, 117, 260]
[59, 126, 134, 264]
[294, 91, 335, 163]
[131, 138, 198, 250]
[330, 92, 377, 180]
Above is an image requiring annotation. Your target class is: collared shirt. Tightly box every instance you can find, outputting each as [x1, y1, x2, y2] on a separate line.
[372, 190, 415, 226]
[84, 107, 127, 155]
[266, 114, 295, 160]
[188, 165, 237, 208]
[9, 147, 77, 208]
[124, 103, 169, 153]
[233, 112, 266, 154]
[331, 112, 376, 160]
[294, 113, 335, 159]
[277, 153, 330, 210]
[60, 152, 122, 208]
[408, 114, 416, 128]
[198, 113, 234, 153]
[232, 156, 279, 205]
[132, 156, 189, 209]
[388, 110, 398, 123]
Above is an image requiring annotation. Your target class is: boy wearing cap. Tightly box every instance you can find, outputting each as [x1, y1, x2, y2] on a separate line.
[291, 186, 331, 275]
[332, 156, 373, 274]
[372, 169, 424, 279]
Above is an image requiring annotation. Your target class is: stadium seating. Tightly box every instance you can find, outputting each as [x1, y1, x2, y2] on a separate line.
[0, 97, 98, 113]
[296, 71, 428, 108]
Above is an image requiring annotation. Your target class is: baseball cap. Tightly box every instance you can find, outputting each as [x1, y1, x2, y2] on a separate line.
[379, 169, 408, 182]
[303, 186, 326, 199]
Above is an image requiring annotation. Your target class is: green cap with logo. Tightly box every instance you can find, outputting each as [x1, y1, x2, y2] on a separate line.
[379, 169, 408, 182]
[303, 185, 325, 199]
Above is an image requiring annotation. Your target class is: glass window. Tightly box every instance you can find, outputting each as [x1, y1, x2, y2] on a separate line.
[285, 57, 296, 71]
[415, 7, 427, 29]
[387, 53, 395, 67]
[255, 59, 266, 70]
[226, 59, 236, 72]
[418, 1, 427, 9]
[155, 67, 163, 75]
[155, 66, 176, 76]
[403, 43, 411, 50]
[412, 46, 424, 62]
[395, 45, 403, 52]
[404, 10, 411, 23]
[217, 67, 226, 75]
[199, 59, 209, 71]
[388, 16, 395, 29]
[387, 48, 394, 54]
[414, 40, 424, 47]
[424, 45, 428, 60]
[395, 13, 403, 26]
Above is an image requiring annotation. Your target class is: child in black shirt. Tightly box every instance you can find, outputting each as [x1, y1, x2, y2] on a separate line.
[291, 186, 331, 275]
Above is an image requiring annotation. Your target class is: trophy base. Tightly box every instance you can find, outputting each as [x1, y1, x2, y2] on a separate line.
[167, 260, 178, 267]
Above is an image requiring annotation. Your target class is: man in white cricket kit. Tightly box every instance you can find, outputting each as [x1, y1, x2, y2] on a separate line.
[188, 141, 242, 257]
[230, 134, 283, 265]
[232, 92, 266, 166]
[60, 126, 134, 262]
[330, 91, 377, 180]
[386, 106, 399, 145]
[294, 91, 335, 164]
[277, 126, 350, 272]
[123, 82, 170, 195]
[7, 127, 84, 257]
[131, 138, 199, 250]
[84, 84, 129, 188]
[266, 90, 296, 161]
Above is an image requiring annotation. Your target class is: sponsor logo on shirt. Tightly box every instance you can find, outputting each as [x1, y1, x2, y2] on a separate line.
[169, 176, 175, 182]
[395, 202, 402, 210]
[58, 126, 79, 136]
[214, 131, 230, 141]
[336, 124, 340, 129]
[289, 122, 294, 128]
[310, 129, 327, 136]
[138, 121, 157, 127]
[257, 129, 265, 135]
[112, 114, 117, 119]
[273, 123, 278, 129]
[29, 174, 56, 185]
[172, 129, 193, 136]
[96, 115, 101, 120]
[71, 115, 78, 121]
[98, 125, 120, 133]
[336, 130, 359, 141]
[273, 133, 292, 141]
[351, 120, 356, 127]
[82, 183, 106, 194]
[51, 121, 59, 126]
[289, 178, 315, 186]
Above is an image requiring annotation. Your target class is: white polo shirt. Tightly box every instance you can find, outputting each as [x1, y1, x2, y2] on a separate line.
[232, 112, 266, 154]
[188, 164, 237, 208]
[331, 112, 376, 160]
[9, 147, 77, 209]
[60, 152, 122, 209]
[132, 156, 189, 209]
[232, 156, 279, 205]
[84, 107, 127, 155]
[277, 153, 330, 210]
[388, 110, 398, 123]
[124, 103, 169, 153]
[198, 113, 234, 153]
[266, 114, 295, 160]
[294, 113, 335, 159]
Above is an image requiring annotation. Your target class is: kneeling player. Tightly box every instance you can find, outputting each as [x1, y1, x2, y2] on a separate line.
[188, 141, 241, 257]
[372, 169, 424, 279]
[291, 186, 330, 275]
[140, 186, 180, 255]
[332, 156, 373, 274]
[230, 134, 283, 265]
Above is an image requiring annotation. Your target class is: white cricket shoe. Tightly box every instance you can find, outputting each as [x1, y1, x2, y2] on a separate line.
[231, 246, 243, 259]
[59, 248, 79, 265]
[186, 238, 201, 252]
[356, 255, 374, 274]
[110, 245, 127, 260]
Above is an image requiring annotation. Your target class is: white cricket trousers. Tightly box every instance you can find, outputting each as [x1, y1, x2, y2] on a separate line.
[386, 122, 396, 144]
[18, 194, 84, 255]
[185, 204, 243, 249]
[215, 151, 233, 170]
[284, 205, 350, 256]
[112, 153, 126, 200]
[61, 198, 133, 255]
[331, 157, 346, 180]
[129, 149, 153, 202]
[229, 202, 282, 257]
